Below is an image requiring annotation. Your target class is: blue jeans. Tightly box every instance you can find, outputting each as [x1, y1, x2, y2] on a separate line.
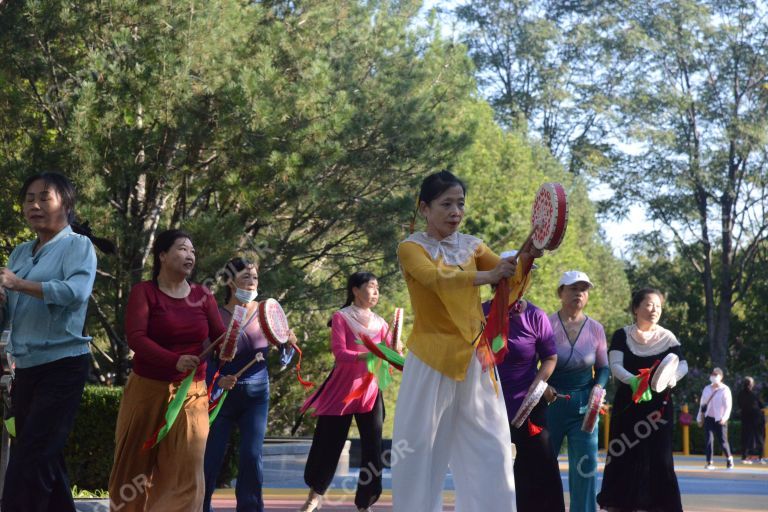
[204, 380, 269, 512]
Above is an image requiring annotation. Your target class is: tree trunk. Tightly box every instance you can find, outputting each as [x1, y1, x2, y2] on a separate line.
[694, 184, 717, 364]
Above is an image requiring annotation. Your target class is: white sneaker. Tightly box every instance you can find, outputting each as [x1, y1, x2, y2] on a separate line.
[727, 457, 734, 469]
[705, 462, 715, 470]
[298, 490, 323, 512]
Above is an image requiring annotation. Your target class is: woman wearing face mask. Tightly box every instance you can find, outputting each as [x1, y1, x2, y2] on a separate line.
[696, 367, 734, 470]
[392, 170, 535, 512]
[298, 272, 389, 512]
[203, 256, 296, 512]
[597, 288, 689, 512]
[546, 271, 609, 512]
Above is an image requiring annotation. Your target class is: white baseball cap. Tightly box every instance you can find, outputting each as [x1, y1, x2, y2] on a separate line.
[500, 250, 538, 269]
[558, 270, 593, 288]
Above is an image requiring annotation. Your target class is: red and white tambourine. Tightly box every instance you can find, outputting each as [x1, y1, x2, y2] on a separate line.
[581, 385, 606, 434]
[511, 380, 548, 428]
[391, 307, 403, 351]
[257, 298, 315, 389]
[220, 305, 247, 361]
[531, 182, 568, 251]
[258, 298, 290, 346]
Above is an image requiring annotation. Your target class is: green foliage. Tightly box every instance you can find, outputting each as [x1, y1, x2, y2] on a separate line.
[455, 0, 768, 371]
[71, 486, 109, 499]
[435, 98, 630, 330]
[0, 0, 629, 437]
[455, 0, 622, 174]
[64, 385, 122, 491]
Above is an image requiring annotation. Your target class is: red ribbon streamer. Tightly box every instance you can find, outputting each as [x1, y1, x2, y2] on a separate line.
[291, 342, 315, 389]
[343, 372, 376, 405]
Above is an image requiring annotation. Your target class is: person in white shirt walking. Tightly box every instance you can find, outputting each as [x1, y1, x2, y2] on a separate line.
[697, 367, 734, 469]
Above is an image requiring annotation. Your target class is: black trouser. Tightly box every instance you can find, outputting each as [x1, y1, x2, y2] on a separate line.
[304, 393, 383, 509]
[2, 354, 89, 512]
[509, 399, 565, 512]
[741, 414, 766, 458]
[704, 416, 733, 462]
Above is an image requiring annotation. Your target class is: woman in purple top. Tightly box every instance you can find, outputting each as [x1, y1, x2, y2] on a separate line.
[203, 256, 295, 512]
[299, 272, 390, 512]
[483, 284, 564, 512]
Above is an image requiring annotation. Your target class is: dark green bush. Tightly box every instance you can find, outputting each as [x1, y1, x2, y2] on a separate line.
[65, 385, 122, 491]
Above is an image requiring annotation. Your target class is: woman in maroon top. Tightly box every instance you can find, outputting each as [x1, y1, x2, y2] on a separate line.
[109, 230, 229, 512]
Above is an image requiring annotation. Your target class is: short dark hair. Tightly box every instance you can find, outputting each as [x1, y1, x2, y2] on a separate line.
[19, 172, 77, 224]
[151, 229, 192, 282]
[219, 256, 259, 303]
[418, 170, 467, 205]
[630, 287, 664, 315]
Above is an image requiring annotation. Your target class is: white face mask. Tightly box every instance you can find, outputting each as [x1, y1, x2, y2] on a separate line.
[710, 375, 721, 384]
[234, 287, 258, 303]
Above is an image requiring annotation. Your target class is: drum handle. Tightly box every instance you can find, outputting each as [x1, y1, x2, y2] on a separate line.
[198, 331, 227, 360]
[233, 353, 265, 378]
[515, 225, 537, 257]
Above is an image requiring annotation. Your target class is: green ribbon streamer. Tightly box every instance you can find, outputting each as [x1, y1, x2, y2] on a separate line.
[4, 417, 15, 438]
[151, 371, 194, 447]
[491, 334, 505, 354]
[629, 375, 652, 403]
[209, 390, 229, 425]
[366, 354, 393, 390]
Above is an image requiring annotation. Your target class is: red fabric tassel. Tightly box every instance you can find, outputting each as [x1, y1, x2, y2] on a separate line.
[360, 333, 404, 371]
[208, 395, 222, 414]
[631, 359, 660, 403]
[527, 418, 543, 437]
[207, 367, 221, 402]
[343, 372, 375, 405]
[481, 277, 510, 367]
[475, 338, 496, 370]
[291, 343, 315, 389]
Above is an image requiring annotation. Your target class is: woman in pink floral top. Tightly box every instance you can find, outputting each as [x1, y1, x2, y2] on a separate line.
[299, 271, 390, 512]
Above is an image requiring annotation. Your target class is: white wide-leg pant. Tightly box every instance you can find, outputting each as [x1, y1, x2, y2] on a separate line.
[391, 352, 516, 512]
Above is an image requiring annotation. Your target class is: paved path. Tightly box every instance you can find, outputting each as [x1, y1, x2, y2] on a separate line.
[75, 454, 768, 511]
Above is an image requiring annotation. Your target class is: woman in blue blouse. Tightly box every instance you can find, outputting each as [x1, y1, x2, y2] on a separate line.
[0, 172, 99, 512]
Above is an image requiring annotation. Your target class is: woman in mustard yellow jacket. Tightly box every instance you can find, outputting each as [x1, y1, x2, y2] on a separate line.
[392, 170, 536, 512]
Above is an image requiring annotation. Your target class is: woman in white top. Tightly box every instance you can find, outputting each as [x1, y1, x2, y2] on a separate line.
[696, 367, 734, 469]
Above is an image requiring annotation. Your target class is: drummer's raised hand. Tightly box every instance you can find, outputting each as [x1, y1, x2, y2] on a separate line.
[492, 258, 516, 282]
[474, 257, 516, 286]
[520, 238, 544, 260]
[218, 375, 237, 390]
[287, 329, 298, 345]
[176, 354, 199, 373]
